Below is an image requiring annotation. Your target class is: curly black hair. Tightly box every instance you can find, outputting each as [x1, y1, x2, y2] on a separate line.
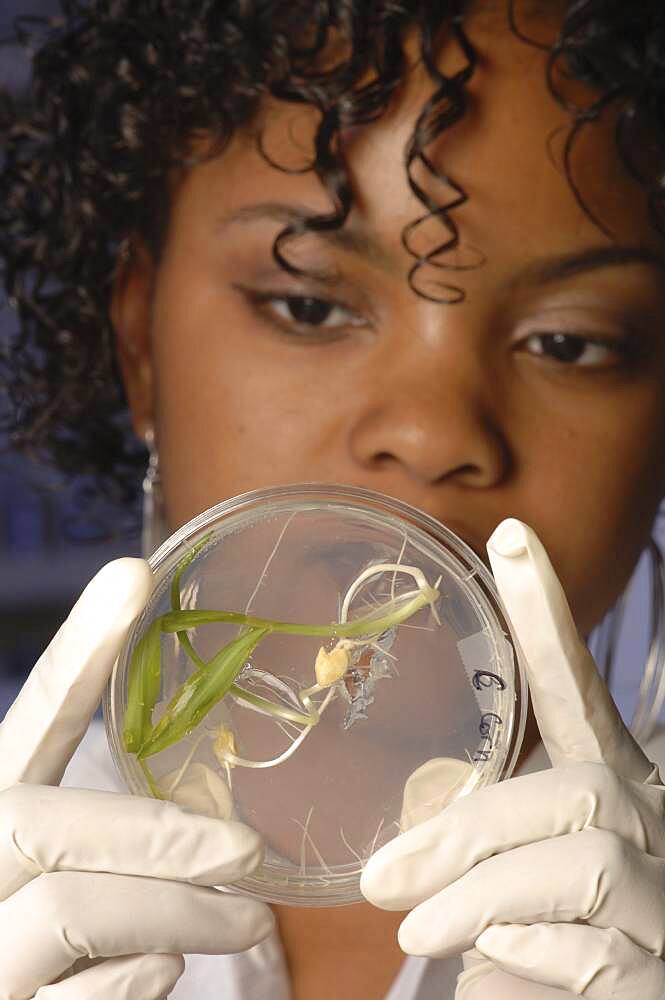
[1, 0, 665, 504]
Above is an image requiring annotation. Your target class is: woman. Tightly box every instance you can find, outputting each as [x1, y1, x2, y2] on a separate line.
[1, 1, 665, 996]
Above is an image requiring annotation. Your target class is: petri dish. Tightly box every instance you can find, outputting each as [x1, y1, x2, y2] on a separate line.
[104, 484, 527, 906]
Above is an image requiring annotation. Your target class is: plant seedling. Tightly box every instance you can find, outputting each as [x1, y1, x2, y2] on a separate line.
[123, 536, 441, 792]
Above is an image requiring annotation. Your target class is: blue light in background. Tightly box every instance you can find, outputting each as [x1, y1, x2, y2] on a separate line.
[0, 0, 139, 715]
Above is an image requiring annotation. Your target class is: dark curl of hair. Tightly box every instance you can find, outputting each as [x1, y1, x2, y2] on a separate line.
[2, 0, 665, 503]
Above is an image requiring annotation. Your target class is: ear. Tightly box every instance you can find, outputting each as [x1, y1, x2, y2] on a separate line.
[111, 240, 156, 441]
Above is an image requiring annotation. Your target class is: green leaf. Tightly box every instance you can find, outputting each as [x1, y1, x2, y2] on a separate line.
[123, 618, 163, 753]
[138, 626, 270, 759]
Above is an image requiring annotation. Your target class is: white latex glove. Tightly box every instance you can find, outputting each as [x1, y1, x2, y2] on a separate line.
[361, 518, 665, 998]
[0, 559, 274, 1000]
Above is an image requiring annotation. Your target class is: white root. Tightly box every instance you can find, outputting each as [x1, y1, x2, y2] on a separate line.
[243, 511, 296, 616]
[212, 557, 440, 773]
[214, 688, 336, 769]
[161, 732, 206, 797]
[339, 825, 364, 866]
[367, 816, 386, 859]
[340, 562, 437, 623]
[293, 806, 332, 875]
[391, 532, 408, 602]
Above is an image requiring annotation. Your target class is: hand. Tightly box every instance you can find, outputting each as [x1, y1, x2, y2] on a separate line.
[361, 519, 665, 998]
[0, 559, 273, 1000]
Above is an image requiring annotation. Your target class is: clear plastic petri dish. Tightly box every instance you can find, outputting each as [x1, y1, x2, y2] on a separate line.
[104, 484, 528, 907]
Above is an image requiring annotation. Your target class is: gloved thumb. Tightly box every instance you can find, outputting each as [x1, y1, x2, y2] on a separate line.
[486, 519, 651, 782]
[0, 558, 152, 789]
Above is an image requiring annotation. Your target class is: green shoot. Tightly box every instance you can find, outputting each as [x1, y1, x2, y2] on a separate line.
[157, 586, 437, 639]
[138, 756, 165, 799]
[123, 534, 212, 756]
[170, 532, 212, 670]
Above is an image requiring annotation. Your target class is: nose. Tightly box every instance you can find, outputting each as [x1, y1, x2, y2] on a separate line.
[347, 342, 510, 490]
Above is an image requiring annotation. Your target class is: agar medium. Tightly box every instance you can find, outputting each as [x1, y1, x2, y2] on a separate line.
[104, 484, 527, 906]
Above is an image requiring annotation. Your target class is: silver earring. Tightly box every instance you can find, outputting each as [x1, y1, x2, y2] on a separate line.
[593, 537, 665, 744]
[141, 426, 168, 558]
[630, 539, 665, 742]
[118, 236, 132, 263]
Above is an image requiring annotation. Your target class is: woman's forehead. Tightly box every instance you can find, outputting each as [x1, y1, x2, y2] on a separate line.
[170, 18, 659, 279]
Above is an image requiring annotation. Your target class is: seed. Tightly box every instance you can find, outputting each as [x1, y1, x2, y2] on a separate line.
[315, 642, 352, 687]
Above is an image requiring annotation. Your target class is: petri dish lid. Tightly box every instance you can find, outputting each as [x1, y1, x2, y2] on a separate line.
[104, 483, 528, 906]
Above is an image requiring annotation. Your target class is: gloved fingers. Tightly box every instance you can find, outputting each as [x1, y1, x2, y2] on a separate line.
[0, 871, 274, 1000]
[0, 783, 264, 900]
[397, 827, 665, 959]
[361, 761, 665, 911]
[456, 959, 571, 999]
[33, 954, 185, 1000]
[487, 519, 652, 782]
[474, 923, 665, 999]
[0, 558, 153, 790]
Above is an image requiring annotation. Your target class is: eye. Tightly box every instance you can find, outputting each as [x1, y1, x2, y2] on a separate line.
[273, 296, 349, 327]
[520, 332, 631, 367]
[243, 289, 366, 336]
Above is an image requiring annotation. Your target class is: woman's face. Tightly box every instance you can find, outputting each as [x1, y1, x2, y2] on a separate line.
[115, 10, 665, 635]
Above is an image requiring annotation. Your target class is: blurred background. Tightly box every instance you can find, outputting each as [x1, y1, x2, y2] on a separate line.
[1, 0, 664, 733]
[0, 0, 139, 716]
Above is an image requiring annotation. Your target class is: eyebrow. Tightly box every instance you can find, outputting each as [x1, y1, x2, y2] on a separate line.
[216, 201, 397, 272]
[218, 203, 665, 287]
[512, 245, 665, 288]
